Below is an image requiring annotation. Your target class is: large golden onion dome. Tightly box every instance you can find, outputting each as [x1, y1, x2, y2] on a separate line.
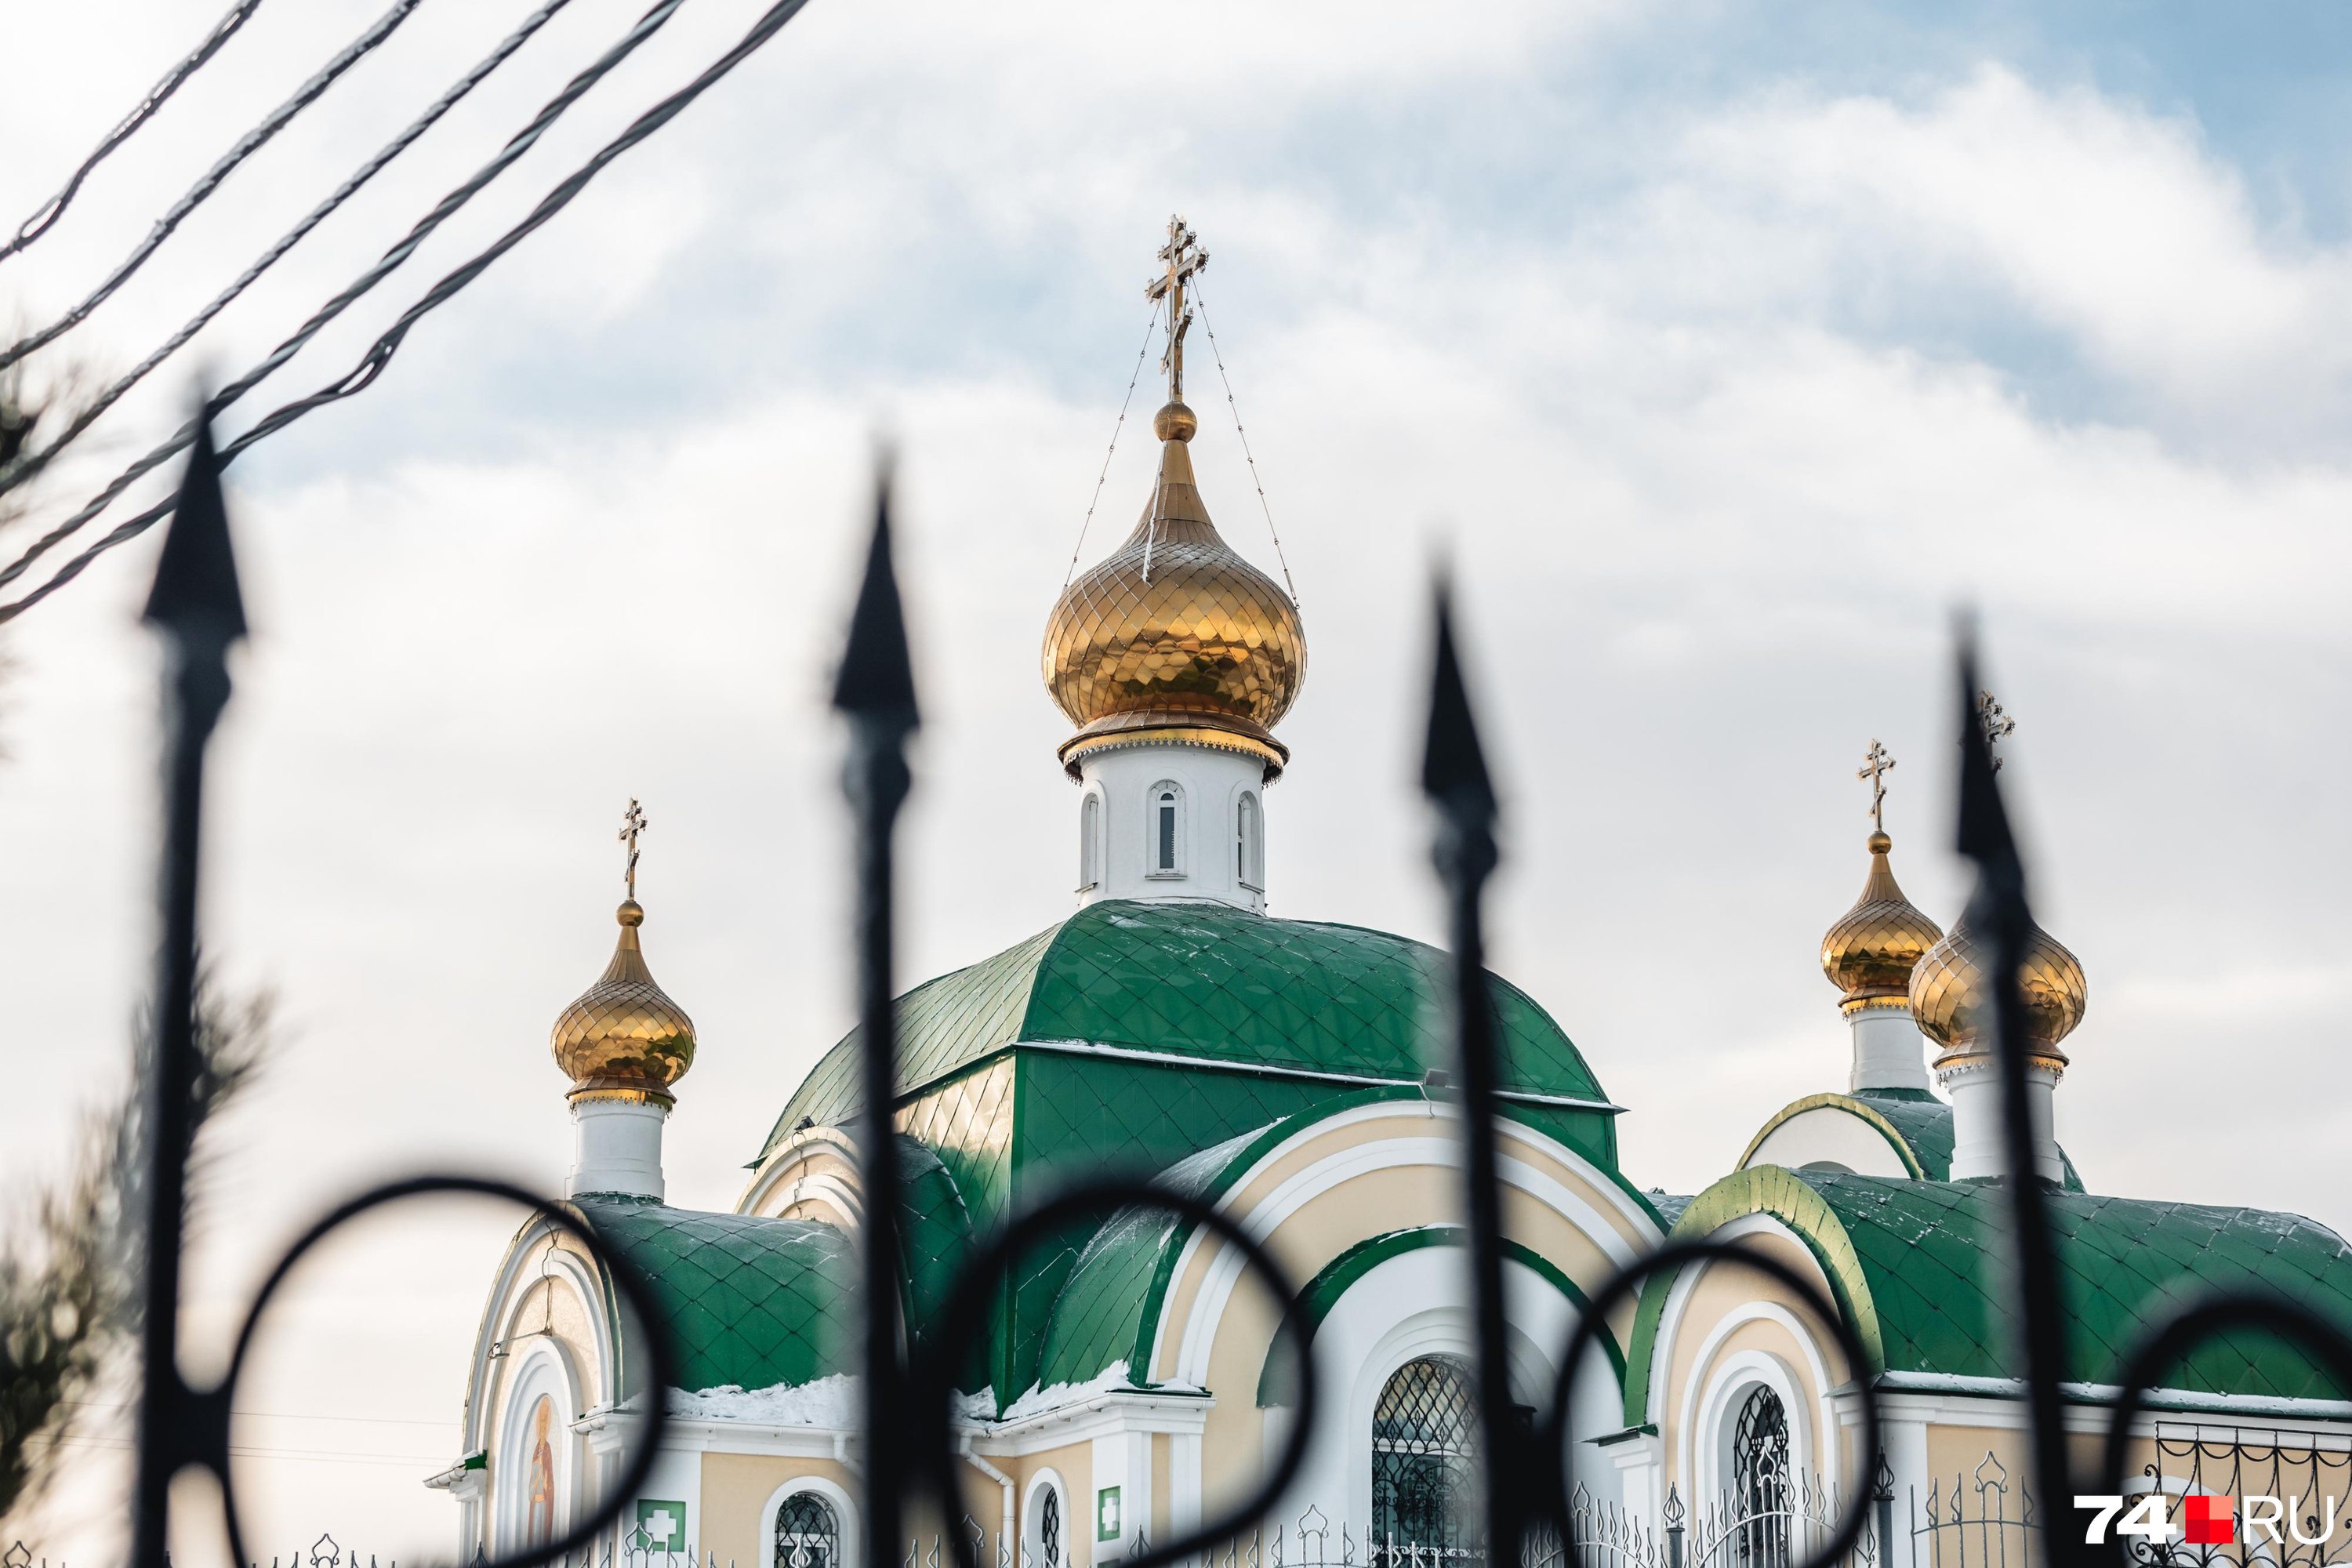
[1041, 403, 1305, 780]
[1907, 913, 2087, 1069]
[551, 899, 696, 1102]
[1820, 831, 1944, 1014]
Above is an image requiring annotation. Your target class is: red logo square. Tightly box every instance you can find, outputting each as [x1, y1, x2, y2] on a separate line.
[2184, 1496, 2235, 1545]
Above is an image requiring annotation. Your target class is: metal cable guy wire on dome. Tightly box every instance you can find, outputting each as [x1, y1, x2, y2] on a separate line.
[1189, 278, 1298, 604]
[1064, 297, 1166, 590]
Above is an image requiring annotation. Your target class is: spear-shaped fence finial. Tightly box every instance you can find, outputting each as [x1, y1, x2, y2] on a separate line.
[835, 456, 917, 1568]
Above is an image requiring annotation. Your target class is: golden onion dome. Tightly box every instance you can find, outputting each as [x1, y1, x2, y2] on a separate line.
[1821, 831, 1944, 1013]
[1908, 913, 2087, 1068]
[551, 899, 696, 1102]
[1041, 402, 1306, 781]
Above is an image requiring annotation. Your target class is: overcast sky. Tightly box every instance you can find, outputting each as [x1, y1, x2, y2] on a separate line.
[3, 0, 2350, 1560]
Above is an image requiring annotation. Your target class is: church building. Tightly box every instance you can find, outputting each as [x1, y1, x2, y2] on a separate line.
[429, 223, 2352, 1568]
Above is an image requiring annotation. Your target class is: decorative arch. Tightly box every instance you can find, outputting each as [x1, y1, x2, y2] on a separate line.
[1622, 1166, 1883, 1432]
[760, 1476, 859, 1568]
[492, 1337, 580, 1554]
[1022, 1468, 1070, 1568]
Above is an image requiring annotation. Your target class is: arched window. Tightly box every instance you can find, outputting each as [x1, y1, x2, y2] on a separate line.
[776, 1493, 840, 1568]
[1235, 792, 1262, 890]
[1370, 1356, 1478, 1556]
[1147, 782, 1184, 878]
[1040, 1488, 1063, 1568]
[1078, 793, 1102, 891]
[1731, 1385, 1791, 1568]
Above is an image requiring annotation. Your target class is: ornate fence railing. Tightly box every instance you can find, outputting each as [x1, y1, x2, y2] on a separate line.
[1908, 1454, 2039, 1568]
[85, 413, 2352, 1568]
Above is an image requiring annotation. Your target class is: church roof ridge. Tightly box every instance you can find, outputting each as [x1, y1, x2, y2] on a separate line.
[756, 898, 1606, 1165]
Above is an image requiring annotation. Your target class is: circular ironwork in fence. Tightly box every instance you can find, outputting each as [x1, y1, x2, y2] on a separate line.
[909, 1177, 1318, 1568]
[2096, 1290, 2352, 1555]
[1533, 1236, 1884, 1568]
[218, 1175, 678, 1568]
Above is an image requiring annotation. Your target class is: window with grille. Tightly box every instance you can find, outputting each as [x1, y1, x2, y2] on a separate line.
[775, 1493, 840, 1568]
[1040, 1487, 1062, 1568]
[1370, 1356, 1479, 1560]
[1731, 1385, 1791, 1568]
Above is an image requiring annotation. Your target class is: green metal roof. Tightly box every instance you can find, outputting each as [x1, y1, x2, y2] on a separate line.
[1623, 1168, 2352, 1425]
[578, 1197, 857, 1395]
[760, 899, 1610, 1163]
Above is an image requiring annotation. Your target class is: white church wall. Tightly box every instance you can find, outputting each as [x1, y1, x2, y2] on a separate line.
[1074, 742, 1269, 912]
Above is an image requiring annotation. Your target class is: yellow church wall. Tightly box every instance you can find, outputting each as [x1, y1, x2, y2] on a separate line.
[698, 1454, 858, 1568]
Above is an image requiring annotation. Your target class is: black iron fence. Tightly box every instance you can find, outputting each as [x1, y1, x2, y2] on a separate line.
[90, 419, 2352, 1568]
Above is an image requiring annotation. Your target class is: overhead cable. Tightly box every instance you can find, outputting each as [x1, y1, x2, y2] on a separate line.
[0, 0, 269, 267]
[0, 0, 701, 595]
[0, 0, 579, 499]
[0, 0, 429, 375]
[0, 0, 820, 624]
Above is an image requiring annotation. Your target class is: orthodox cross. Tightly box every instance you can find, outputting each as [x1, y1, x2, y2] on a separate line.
[1145, 215, 1208, 402]
[1976, 691, 2016, 773]
[1857, 740, 1896, 833]
[619, 797, 648, 899]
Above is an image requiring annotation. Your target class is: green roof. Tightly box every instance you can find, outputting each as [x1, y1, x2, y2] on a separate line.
[578, 1197, 857, 1394]
[761, 899, 1610, 1160]
[1624, 1168, 2352, 1424]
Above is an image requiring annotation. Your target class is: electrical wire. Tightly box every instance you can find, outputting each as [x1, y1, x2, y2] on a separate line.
[0, 0, 579, 501]
[1062, 299, 1163, 589]
[0, 0, 820, 625]
[0, 0, 702, 601]
[0, 0, 269, 267]
[1189, 279, 1297, 604]
[0, 0, 430, 376]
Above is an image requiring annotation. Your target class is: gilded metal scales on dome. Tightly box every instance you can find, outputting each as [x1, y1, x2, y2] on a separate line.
[1042, 217, 1306, 782]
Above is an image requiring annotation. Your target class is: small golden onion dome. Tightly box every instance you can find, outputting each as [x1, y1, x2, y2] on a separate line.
[1820, 831, 1944, 1014]
[1041, 403, 1305, 781]
[1908, 913, 2087, 1069]
[551, 899, 696, 1103]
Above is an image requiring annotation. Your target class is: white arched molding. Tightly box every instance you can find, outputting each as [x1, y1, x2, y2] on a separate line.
[1651, 1215, 1843, 1501]
[759, 1475, 860, 1568]
[1145, 779, 1186, 880]
[1313, 1247, 1602, 1525]
[492, 1337, 583, 1555]
[1022, 1468, 1071, 1568]
[1155, 1103, 1654, 1392]
[738, 1128, 865, 1222]
[464, 1225, 615, 1465]
[1686, 1343, 1815, 1510]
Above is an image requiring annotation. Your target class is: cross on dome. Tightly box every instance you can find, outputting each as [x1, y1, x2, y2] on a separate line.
[619, 797, 648, 900]
[1145, 216, 1208, 401]
[1857, 740, 1896, 833]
